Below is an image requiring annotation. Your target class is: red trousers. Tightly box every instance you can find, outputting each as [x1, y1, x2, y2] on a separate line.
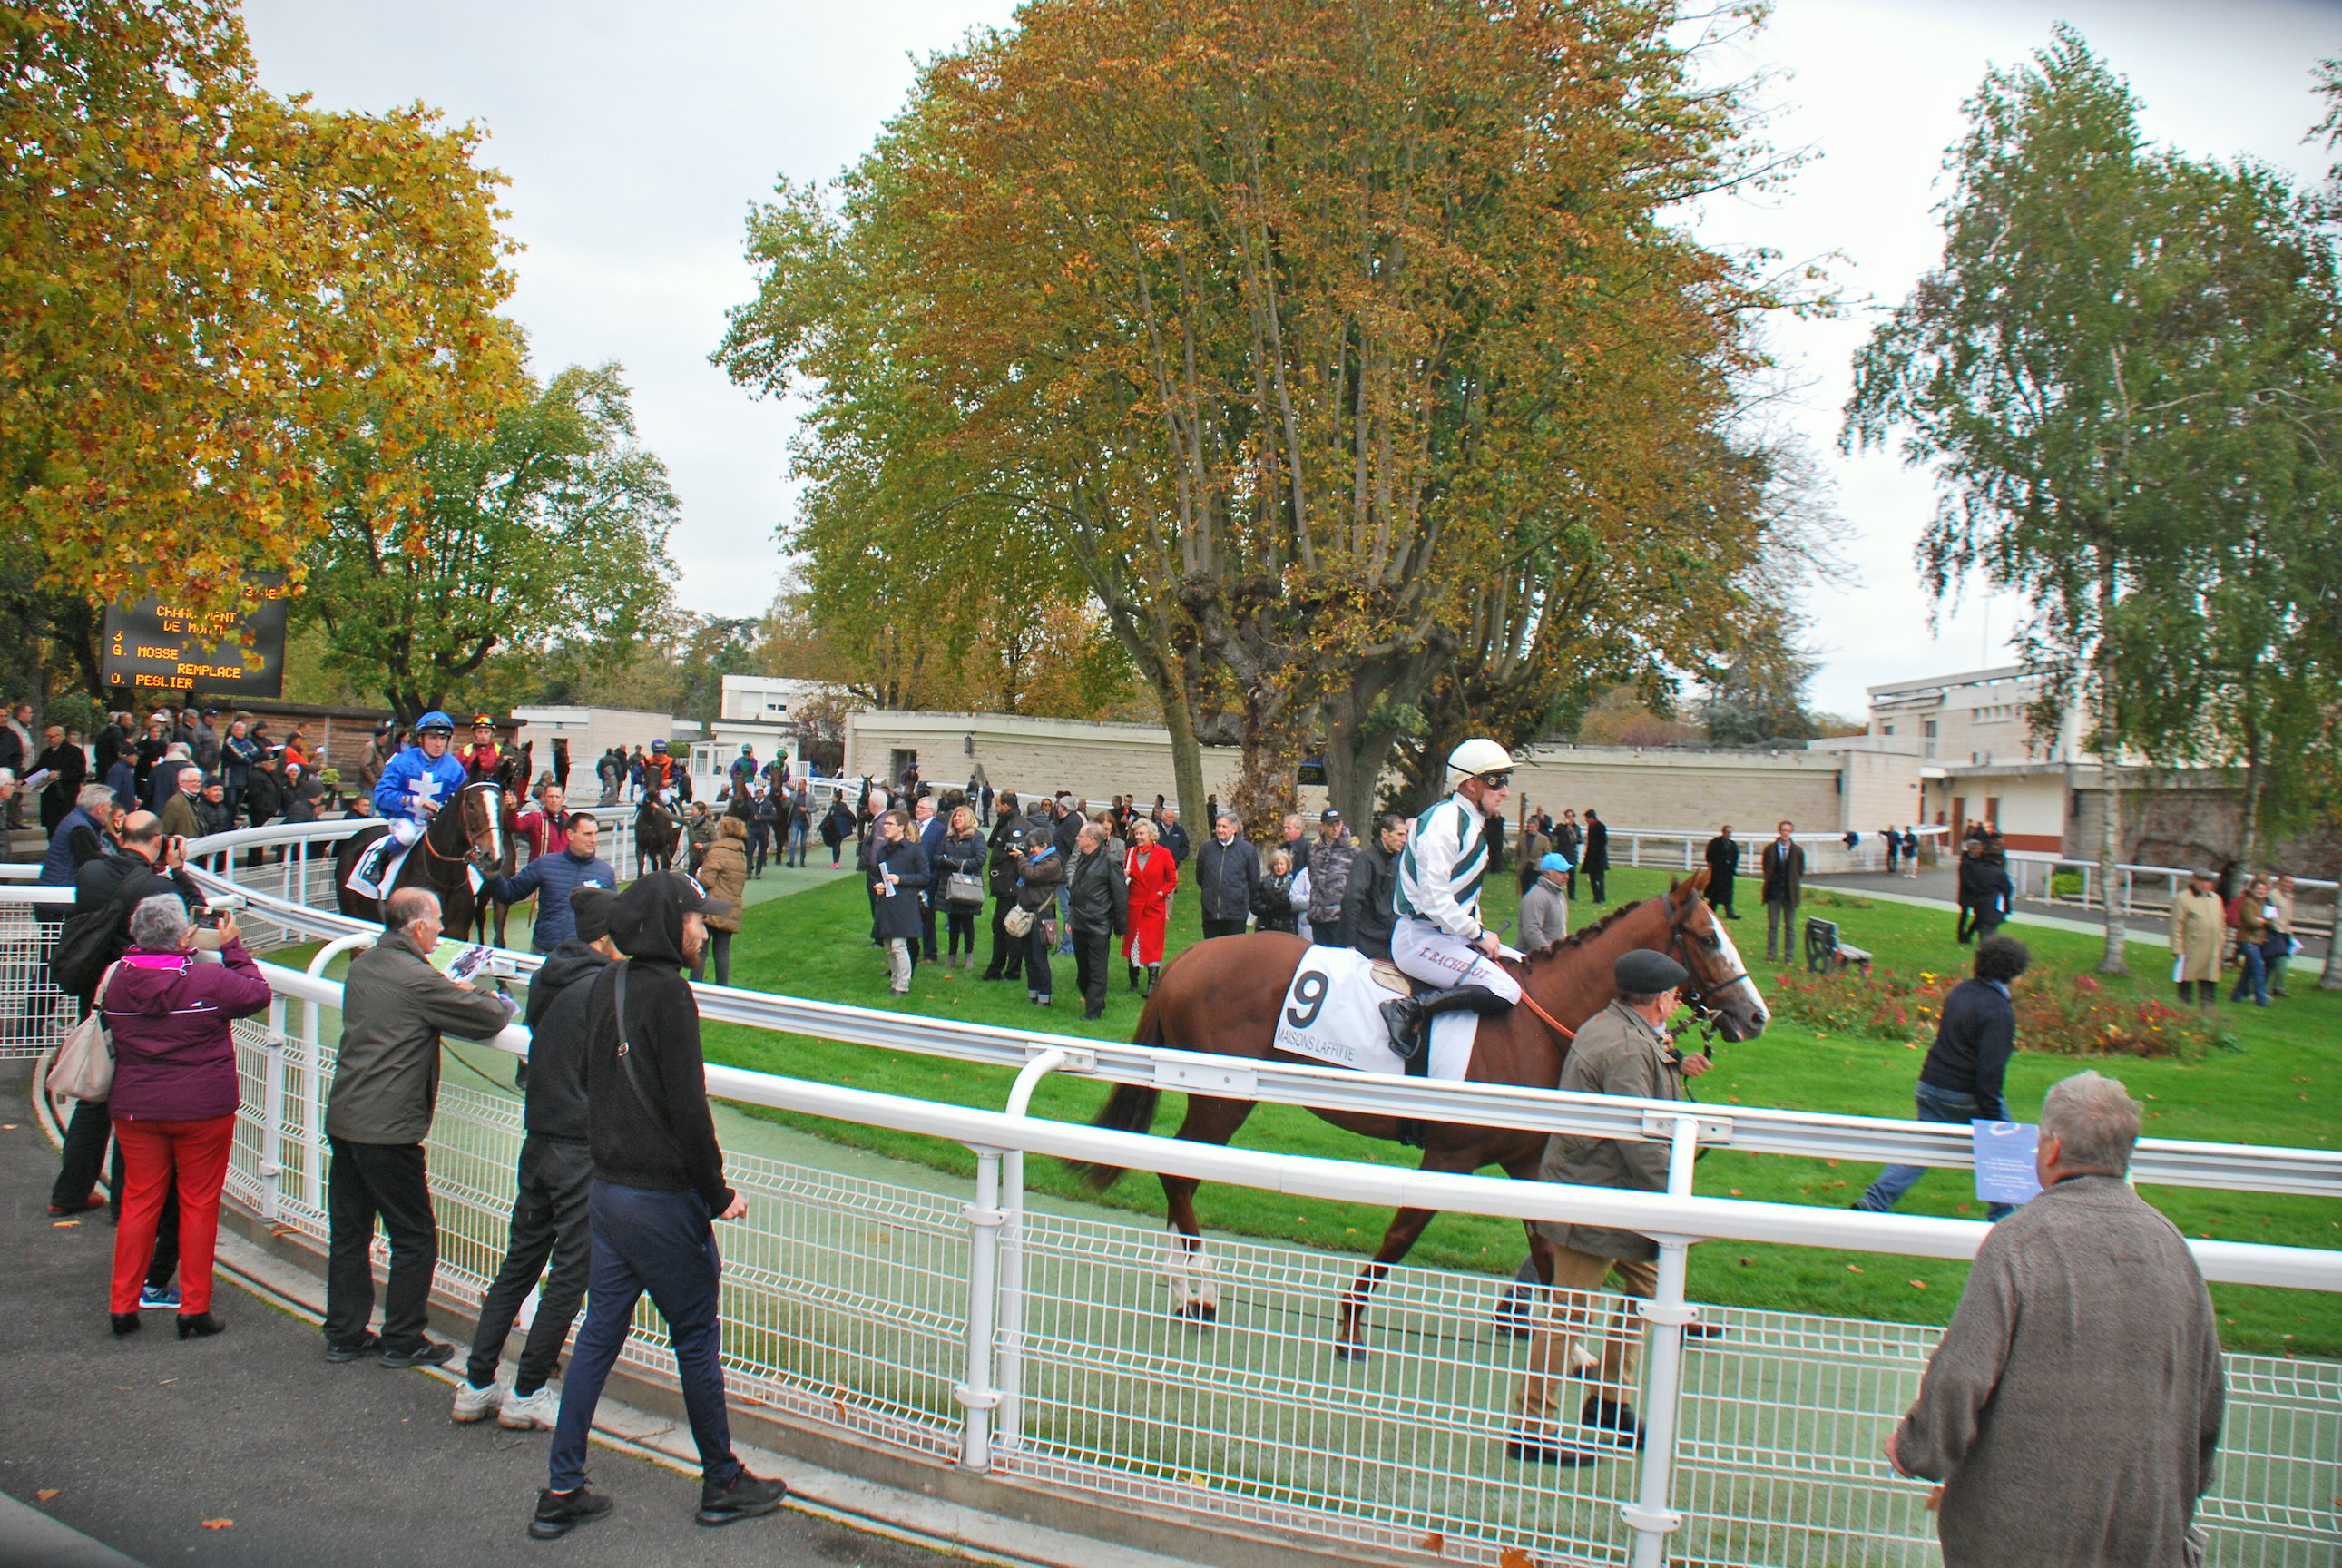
[111, 1115, 234, 1315]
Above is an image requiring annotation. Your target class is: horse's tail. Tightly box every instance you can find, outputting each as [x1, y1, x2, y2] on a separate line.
[1067, 989, 1168, 1191]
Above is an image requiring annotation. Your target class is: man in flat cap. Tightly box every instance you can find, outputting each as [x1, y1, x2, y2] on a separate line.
[1509, 947, 1710, 1465]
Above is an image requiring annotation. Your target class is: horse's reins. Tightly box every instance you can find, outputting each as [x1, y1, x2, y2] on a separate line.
[1508, 901, 1741, 1050]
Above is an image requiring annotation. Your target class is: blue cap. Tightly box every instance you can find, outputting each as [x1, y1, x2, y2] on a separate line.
[1540, 851, 1573, 873]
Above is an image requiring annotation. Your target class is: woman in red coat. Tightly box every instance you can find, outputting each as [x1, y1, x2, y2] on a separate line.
[1122, 817, 1179, 994]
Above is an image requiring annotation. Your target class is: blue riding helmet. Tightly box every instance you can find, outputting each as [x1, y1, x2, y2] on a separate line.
[416, 710, 456, 735]
[651, 739, 669, 753]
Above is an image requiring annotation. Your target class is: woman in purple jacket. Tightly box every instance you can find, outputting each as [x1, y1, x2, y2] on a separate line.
[103, 896, 273, 1338]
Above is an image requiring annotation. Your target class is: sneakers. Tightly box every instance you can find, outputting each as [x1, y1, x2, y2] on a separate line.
[452, 1377, 505, 1423]
[324, 1331, 383, 1363]
[529, 1486, 613, 1541]
[139, 1284, 181, 1311]
[499, 1386, 560, 1431]
[382, 1338, 457, 1370]
[695, 1470, 788, 1528]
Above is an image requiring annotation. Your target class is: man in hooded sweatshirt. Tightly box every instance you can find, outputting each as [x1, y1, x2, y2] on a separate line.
[532, 872, 788, 1541]
[453, 887, 617, 1433]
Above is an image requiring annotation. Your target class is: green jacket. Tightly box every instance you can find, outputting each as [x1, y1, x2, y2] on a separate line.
[327, 937, 513, 1145]
[1534, 999, 1690, 1263]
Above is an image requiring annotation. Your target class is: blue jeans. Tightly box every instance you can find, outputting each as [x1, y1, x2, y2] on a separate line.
[548, 1181, 740, 1493]
[1854, 1082, 2014, 1221]
[1054, 884, 1074, 955]
[2231, 942, 2269, 1005]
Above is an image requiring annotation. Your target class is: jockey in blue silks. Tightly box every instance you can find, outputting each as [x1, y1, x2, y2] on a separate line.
[348, 710, 469, 897]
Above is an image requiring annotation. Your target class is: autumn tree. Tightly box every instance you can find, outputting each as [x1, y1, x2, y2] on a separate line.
[723, 0, 1788, 832]
[298, 362, 677, 718]
[2, 0, 522, 623]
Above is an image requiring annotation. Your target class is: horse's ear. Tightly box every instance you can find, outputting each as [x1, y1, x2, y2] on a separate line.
[1690, 865, 1711, 895]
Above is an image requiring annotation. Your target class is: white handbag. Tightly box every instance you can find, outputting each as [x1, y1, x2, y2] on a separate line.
[47, 963, 123, 1102]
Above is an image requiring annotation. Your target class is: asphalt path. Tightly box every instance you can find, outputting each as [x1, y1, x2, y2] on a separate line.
[0, 1062, 961, 1568]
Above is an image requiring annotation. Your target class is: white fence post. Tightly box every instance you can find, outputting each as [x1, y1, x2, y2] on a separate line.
[260, 1000, 287, 1223]
[956, 1146, 1007, 1473]
[1623, 1113, 1702, 1567]
[995, 1046, 1077, 1456]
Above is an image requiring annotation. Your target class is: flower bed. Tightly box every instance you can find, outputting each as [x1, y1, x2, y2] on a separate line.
[1766, 965, 2213, 1059]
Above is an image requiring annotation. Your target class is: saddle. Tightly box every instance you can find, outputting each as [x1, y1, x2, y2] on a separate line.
[1368, 960, 1441, 1003]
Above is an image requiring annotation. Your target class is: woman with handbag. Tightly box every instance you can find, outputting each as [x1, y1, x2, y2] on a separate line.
[934, 806, 989, 971]
[101, 895, 271, 1338]
[692, 817, 749, 986]
[1122, 817, 1178, 994]
[869, 809, 932, 995]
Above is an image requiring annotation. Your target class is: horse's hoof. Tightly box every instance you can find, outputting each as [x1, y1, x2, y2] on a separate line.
[1333, 1341, 1366, 1363]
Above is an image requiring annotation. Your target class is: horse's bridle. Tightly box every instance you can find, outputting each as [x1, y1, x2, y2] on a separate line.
[1666, 900, 1749, 1043]
[417, 783, 502, 869]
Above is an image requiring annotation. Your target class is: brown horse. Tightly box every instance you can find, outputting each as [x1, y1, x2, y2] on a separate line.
[1070, 870, 1765, 1353]
[333, 778, 511, 937]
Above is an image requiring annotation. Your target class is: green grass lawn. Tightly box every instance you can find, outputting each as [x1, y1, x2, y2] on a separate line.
[703, 861, 2341, 1357]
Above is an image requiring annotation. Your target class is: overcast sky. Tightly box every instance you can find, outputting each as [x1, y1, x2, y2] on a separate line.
[242, 0, 2338, 720]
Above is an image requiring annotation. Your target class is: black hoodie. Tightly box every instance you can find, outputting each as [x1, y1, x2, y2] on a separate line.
[519, 938, 611, 1142]
[583, 875, 734, 1213]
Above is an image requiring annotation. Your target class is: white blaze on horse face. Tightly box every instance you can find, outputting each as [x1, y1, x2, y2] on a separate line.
[1708, 916, 1763, 1015]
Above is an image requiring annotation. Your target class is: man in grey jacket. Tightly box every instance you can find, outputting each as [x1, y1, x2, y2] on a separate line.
[323, 887, 515, 1367]
[1510, 949, 1710, 1465]
[1518, 851, 1572, 950]
[1889, 1071, 2224, 1568]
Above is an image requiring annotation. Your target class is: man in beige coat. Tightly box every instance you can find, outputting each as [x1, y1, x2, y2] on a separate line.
[2168, 869, 2226, 1012]
[1510, 948, 1710, 1465]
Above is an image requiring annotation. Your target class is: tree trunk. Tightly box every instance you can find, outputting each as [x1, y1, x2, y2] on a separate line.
[2319, 881, 2342, 991]
[2095, 762, 2128, 975]
[2237, 721, 2265, 869]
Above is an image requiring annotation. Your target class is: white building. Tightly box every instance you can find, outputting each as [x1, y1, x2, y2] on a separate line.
[511, 705, 682, 789]
[1847, 666, 2102, 853]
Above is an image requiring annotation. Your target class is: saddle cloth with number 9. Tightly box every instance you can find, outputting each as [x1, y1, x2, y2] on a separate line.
[1270, 946, 1478, 1080]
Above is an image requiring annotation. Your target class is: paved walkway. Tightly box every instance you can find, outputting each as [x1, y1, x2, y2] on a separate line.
[0, 1063, 961, 1568]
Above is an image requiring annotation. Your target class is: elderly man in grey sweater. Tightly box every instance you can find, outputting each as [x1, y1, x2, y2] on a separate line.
[1517, 851, 1572, 950]
[1889, 1070, 2224, 1567]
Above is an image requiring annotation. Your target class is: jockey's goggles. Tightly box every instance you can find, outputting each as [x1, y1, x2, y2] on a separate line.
[1475, 770, 1513, 789]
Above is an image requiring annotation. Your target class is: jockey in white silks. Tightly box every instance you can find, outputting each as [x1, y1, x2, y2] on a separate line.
[347, 710, 468, 897]
[1382, 738, 1524, 1058]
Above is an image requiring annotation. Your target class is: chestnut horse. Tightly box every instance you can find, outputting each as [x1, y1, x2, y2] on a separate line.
[333, 777, 511, 938]
[1070, 870, 1766, 1354]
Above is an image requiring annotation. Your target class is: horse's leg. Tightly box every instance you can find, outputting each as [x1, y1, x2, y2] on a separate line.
[1161, 1095, 1255, 1325]
[1336, 1137, 1491, 1361]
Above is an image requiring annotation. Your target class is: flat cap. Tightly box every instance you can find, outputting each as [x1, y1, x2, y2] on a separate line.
[1614, 949, 1688, 995]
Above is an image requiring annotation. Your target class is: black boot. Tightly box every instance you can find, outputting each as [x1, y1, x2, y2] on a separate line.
[1127, 963, 1140, 992]
[1580, 1395, 1645, 1451]
[1146, 964, 1161, 995]
[177, 1312, 226, 1339]
[110, 1312, 141, 1337]
[1381, 986, 1512, 1059]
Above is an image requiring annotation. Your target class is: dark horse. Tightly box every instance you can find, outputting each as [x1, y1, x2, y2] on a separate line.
[634, 796, 679, 877]
[1070, 870, 1766, 1352]
[470, 742, 534, 948]
[333, 776, 512, 938]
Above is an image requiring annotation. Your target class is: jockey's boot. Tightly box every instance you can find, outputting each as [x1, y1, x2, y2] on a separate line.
[1146, 964, 1161, 995]
[1381, 986, 1513, 1059]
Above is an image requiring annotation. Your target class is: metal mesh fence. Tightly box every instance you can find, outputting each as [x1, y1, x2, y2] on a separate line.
[0, 901, 74, 1060]
[199, 997, 2341, 1568]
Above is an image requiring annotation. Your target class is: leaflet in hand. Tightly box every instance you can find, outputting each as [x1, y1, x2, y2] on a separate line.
[22, 768, 54, 792]
[1971, 1120, 2043, 1205]
[426, 939, 493, 985]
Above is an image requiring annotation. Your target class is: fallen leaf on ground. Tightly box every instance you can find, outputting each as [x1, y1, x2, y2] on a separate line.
[201, 1519, 233, 1530]
[1500, 1549, 1543, 1568]
[51, 1220, 78, 1228]
[34, 1490, 58, 1503]
[1419, 1532, 1445, 1554]
[1847, 1264, 1865, 1274]
[1908, 1279, 1928, 1289]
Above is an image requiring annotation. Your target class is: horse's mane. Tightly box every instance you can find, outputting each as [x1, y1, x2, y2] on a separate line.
[1516, 897, 1648, 967]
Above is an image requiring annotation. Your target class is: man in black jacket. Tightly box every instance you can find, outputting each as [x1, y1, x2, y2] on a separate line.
[535, 873, 786, 1540]
[1064, 821, 1128, 1021]
[455, 888, 615, 1432]
[1341, 815, 1406, 960]
[1853, 936, 2027, 1221]
[1703, 826, 1741, 919]
[1759, 820, 1804, 964]
[1195, 812, 1261, 939]
[979, 797, 1026, 985]
[1581, 808, 1611, 902]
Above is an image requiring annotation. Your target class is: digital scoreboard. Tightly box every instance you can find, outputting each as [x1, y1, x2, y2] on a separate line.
[102, 577, 289, 699]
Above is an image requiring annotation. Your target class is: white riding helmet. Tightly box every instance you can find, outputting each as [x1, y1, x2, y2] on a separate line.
[1445, 738, 1514, 781]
